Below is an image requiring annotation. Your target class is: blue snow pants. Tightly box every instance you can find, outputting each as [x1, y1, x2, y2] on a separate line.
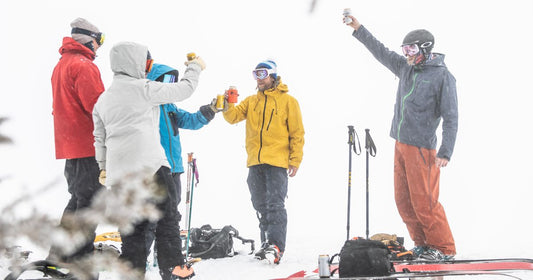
[247, 164, 288, 252]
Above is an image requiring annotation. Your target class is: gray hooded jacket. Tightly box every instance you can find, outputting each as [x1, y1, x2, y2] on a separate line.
[353, 26, 458, 160]
[93, 42, 202, 186]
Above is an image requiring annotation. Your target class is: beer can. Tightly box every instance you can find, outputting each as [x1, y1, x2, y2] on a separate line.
[216, 94, 225, 110]
[187, 52, 196, 61]
[343, 8, 353, 24]
[318, 254, 330, 278]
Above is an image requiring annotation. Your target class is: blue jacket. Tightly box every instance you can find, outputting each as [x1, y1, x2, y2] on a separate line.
[148, 64, 214, 173]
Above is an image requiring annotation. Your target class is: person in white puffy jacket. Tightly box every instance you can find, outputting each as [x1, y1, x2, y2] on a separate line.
[92, 41, 205, 280]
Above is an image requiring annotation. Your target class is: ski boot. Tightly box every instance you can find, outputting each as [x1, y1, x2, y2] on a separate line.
[171, 263, 195, 279]
[263, 244, 283, 265]
[419, 248, 455, 261]
[409, 246, 428, 258]
[254, 242, 269, 260]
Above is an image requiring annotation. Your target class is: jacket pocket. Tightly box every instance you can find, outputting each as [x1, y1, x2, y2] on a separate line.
[168, 111, 180, 136]
[266, 109, 274, 131]
[418, 147, 427, 165]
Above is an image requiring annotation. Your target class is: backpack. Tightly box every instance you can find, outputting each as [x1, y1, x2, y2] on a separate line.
[339, 238, 392, 277]
[188, 225, 255, 259]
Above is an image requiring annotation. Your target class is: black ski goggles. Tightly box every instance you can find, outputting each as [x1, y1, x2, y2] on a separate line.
[71, 27, 105, 46]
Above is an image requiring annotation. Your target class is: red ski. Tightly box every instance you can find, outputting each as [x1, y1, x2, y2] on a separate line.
[394, 258, 533, 273]
[272, 258, 533, 280]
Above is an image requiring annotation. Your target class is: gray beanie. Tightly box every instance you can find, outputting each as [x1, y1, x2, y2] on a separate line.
[70, 18, 100, 44]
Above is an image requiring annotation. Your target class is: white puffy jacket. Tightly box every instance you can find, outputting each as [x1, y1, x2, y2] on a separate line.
[93, 41, 201, 186]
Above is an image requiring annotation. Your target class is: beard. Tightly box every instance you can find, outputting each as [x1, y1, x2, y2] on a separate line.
[407, 53, 426, 66]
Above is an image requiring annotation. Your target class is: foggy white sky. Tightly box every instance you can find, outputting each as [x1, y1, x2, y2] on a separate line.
[1, 0, 533, 261]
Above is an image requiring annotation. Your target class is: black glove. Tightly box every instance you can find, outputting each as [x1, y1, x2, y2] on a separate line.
[200, 104, 216, 122]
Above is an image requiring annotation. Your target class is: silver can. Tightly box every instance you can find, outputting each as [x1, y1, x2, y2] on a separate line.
[318, 254, 330, 278]
[343, 8, 353, 24]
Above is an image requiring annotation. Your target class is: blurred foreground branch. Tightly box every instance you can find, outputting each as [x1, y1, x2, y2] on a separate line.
[1, 170, 164, 279]
[0, 117, 12, 144]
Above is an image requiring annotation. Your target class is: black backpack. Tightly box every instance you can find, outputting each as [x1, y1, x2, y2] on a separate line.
[188, 225, 255, 259]
[339, 238, 392, 277]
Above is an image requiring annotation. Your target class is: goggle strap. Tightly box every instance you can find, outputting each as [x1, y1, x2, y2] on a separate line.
[71, 27, 104, 45]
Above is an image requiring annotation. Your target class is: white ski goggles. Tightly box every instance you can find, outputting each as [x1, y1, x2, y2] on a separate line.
[401, 42, 432, 57]
[401, 44, 420, 57]
[252, 68, 276, 80]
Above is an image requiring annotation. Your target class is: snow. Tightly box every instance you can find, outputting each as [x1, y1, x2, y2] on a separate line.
[1, 0, 533, 279]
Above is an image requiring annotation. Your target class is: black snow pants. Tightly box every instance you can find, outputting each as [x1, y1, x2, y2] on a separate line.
[50, 157, 104, 262]
[119, 166, 184, 280]
[247, 164, 288, 252]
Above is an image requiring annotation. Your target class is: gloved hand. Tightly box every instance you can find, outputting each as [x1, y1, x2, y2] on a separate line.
[209, 97, 228, 113]
[99, 170, 106, 185]
[184, 56, 206, 71]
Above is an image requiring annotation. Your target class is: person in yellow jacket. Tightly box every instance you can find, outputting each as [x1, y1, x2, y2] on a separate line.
[223, 60, 304, 264]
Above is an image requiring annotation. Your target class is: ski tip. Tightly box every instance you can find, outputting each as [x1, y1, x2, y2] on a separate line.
[187, 257, 202, 264]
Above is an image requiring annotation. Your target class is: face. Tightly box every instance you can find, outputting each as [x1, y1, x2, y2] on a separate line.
[406, 55, 417, 66]
[92, 38, 100, 52]
[402, 43, 420, 65]
[256, 75, 275, 91]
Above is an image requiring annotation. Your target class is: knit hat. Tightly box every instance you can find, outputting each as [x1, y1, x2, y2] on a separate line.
[70, 18, 101, 44]
[255, 60, 277, 80]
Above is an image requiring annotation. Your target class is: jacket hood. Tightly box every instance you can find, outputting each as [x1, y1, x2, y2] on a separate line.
[110, 41, 149, 79]
[425, 53, 446, 67]
[262, 77, 288, 96]
[146, 63, 175, 81]
[59, 37, 95, 60]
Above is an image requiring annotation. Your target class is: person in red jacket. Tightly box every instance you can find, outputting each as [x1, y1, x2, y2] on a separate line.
[49, 18, 105, 268]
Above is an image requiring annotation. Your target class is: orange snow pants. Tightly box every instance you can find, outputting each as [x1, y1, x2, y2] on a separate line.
[394, 141, 456, 255]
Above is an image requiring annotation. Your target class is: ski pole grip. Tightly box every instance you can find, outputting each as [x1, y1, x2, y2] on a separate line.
[348, 125, 354, 144]
[365, 129, 377, 157]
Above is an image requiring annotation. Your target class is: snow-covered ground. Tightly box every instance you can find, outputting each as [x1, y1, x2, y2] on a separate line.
[2, 0, 533, 279]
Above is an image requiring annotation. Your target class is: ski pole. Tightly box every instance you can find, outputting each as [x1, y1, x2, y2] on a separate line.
[185, 153, 192, 232]
[346, 125, 361, 240]
[185, 155, 199, 258]
[364, 129, 377, 239]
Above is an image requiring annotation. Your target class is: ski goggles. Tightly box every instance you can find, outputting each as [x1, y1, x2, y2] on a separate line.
[146, 59, 154, 73]
[401, 41, 432, 57]
[252, 68, 276, 80]
[71, 27, 105, 46]
[401, 44, 420, 57]
[146, 51, 154, 73]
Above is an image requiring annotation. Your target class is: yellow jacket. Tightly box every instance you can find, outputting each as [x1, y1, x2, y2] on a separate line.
[223, 78, 304, 169]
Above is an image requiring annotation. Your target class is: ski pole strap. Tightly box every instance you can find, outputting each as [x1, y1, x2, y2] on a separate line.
[365, 129, 377, 157]
[192, 158, 199, 184]
[348, 125, 362, 155]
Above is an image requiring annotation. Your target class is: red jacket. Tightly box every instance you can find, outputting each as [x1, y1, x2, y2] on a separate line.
[51, 37, 104, 159]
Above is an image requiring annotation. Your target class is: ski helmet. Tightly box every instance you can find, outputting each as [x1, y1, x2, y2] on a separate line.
[255, 60, 277, 80]
[402, 29, 434, 53]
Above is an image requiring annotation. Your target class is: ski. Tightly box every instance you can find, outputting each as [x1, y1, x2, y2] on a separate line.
[4, 260, 75, 280]
[394, 258, 533, 273]
[274, 270, 529, 279]
[272, 258, 533, 280]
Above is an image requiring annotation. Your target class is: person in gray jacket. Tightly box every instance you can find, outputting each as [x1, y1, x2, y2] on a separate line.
[93, 41, 205, 279]
[345, 15, 458, 261]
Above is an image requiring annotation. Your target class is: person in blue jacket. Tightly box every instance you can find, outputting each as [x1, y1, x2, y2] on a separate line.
[145, 63, 220, 277]
[147, 63, 217, 203]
